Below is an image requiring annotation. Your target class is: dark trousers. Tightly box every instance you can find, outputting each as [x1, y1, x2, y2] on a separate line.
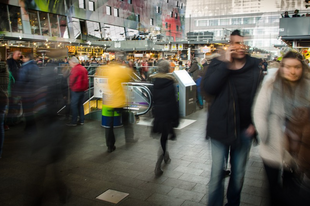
[263, 163, 285, 206]
[105, 108, 133, 148]
[160, 125, 169, 155]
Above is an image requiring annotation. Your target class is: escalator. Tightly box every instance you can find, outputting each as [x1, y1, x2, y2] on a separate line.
[82, 82, 153, 117]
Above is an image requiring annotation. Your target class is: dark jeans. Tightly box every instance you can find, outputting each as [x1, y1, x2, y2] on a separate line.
[105, 108, 133, 148]
[70, 91, 84, 124]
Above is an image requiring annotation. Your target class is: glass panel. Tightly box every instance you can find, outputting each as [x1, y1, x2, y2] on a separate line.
[197, 20, 207, 26]
[104, 24, 125, 41]
[114, 8, 119, 17]
[220, 19, 229, 25]
[209, 19, 218, 26]
[39, 12, 50, 36]
[9, 5, 22, 33]
[0, 4, 9, 32]
[79, 0, 85, 9]
[28, 10, 40, 35]
[106, 6, 111, 15]
[87, 21, 101, 39]
[49, 13, 59, 37]
[243, 17, 254, 24]
[89, 1, 94, 11]
[71, 18, 81, 39]
[232, 18, 242, 25]
[59, 15, 69, 38]
[242, 29, 253, 35]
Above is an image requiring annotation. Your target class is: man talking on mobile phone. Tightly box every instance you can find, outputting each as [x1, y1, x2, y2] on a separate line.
[202, 30, 264, 206]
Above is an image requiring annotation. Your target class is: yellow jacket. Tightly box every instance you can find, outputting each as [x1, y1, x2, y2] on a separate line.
[96, 62, 133, 108]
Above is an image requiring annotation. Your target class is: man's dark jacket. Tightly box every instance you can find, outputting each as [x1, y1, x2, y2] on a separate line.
[202, 55, 263, 145]
[7, 58, 21, 81]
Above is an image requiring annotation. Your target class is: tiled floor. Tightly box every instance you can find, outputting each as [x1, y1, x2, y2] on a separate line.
[0, 109, 269, 206]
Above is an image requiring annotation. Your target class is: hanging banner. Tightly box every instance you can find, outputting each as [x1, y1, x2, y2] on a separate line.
[66, 46, 76, 53]
[201, 46, 211, 53]
[164, 44, 169, 51]
[178, 44, 183, 50]
[171, 44, 177, 51]
[93, 48, 104, 54]
[134, 53, 143, 57]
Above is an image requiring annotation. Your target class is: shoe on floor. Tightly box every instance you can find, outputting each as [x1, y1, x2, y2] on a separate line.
[77, 122, 84, 125]
[107, 146, 116, 153]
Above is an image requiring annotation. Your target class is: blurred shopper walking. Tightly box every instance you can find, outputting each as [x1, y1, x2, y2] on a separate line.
[24, 67, 71, 206]
[151, 60, 179, 176]
[253, 51, 310, 206]
[67, 57, 88, 126]
[99, 58, 135, 153]
[6, 51, 22, 126]
[18, 53, 40, 134]
[202, 30, 263, 206]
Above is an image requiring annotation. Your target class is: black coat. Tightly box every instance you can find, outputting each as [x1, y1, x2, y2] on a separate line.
[7, 58, 21, 82]
[152, 74, 179, 133]
[202, 55, 263, 145]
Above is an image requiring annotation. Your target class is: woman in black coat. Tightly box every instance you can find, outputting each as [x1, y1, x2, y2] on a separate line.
[152, 60, 179, 176]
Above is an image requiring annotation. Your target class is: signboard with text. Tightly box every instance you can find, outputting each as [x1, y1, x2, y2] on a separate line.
[77, 47, 92, 53]
[171, 44, 177, 50]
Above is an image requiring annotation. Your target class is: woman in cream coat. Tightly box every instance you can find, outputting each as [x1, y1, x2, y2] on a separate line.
[253, 51, 310, 206]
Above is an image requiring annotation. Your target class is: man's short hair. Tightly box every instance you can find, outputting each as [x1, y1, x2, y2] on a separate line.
[69, 56, 79, 64]
[230, 30, 243, 37]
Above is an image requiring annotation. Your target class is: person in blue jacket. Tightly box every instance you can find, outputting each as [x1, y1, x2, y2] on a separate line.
[18, 53, 40, 133]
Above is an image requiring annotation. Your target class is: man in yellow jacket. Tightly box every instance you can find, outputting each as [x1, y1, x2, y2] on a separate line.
[97, 59, 134, 153]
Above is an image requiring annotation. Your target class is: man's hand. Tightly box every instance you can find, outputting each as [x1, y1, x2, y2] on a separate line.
[246, 124, 255, 137]
[224, 45, 237, 63]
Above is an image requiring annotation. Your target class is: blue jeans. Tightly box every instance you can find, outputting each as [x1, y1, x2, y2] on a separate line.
[70, 91, 85, 124]
[208, 130, 252, 206]
[0, 105, 6, 157]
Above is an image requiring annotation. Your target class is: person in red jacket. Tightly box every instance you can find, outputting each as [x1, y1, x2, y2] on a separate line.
[67, 57, 88, 126]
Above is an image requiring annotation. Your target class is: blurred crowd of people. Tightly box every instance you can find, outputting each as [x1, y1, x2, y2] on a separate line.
[2, 30, 310, 206]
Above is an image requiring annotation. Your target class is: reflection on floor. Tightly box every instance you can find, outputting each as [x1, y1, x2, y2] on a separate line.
[137, 117, 196, 130]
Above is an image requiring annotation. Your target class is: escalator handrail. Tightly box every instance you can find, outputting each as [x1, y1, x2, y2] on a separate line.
[123, 84, 153, 116]
[123, 82, 153, 87]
